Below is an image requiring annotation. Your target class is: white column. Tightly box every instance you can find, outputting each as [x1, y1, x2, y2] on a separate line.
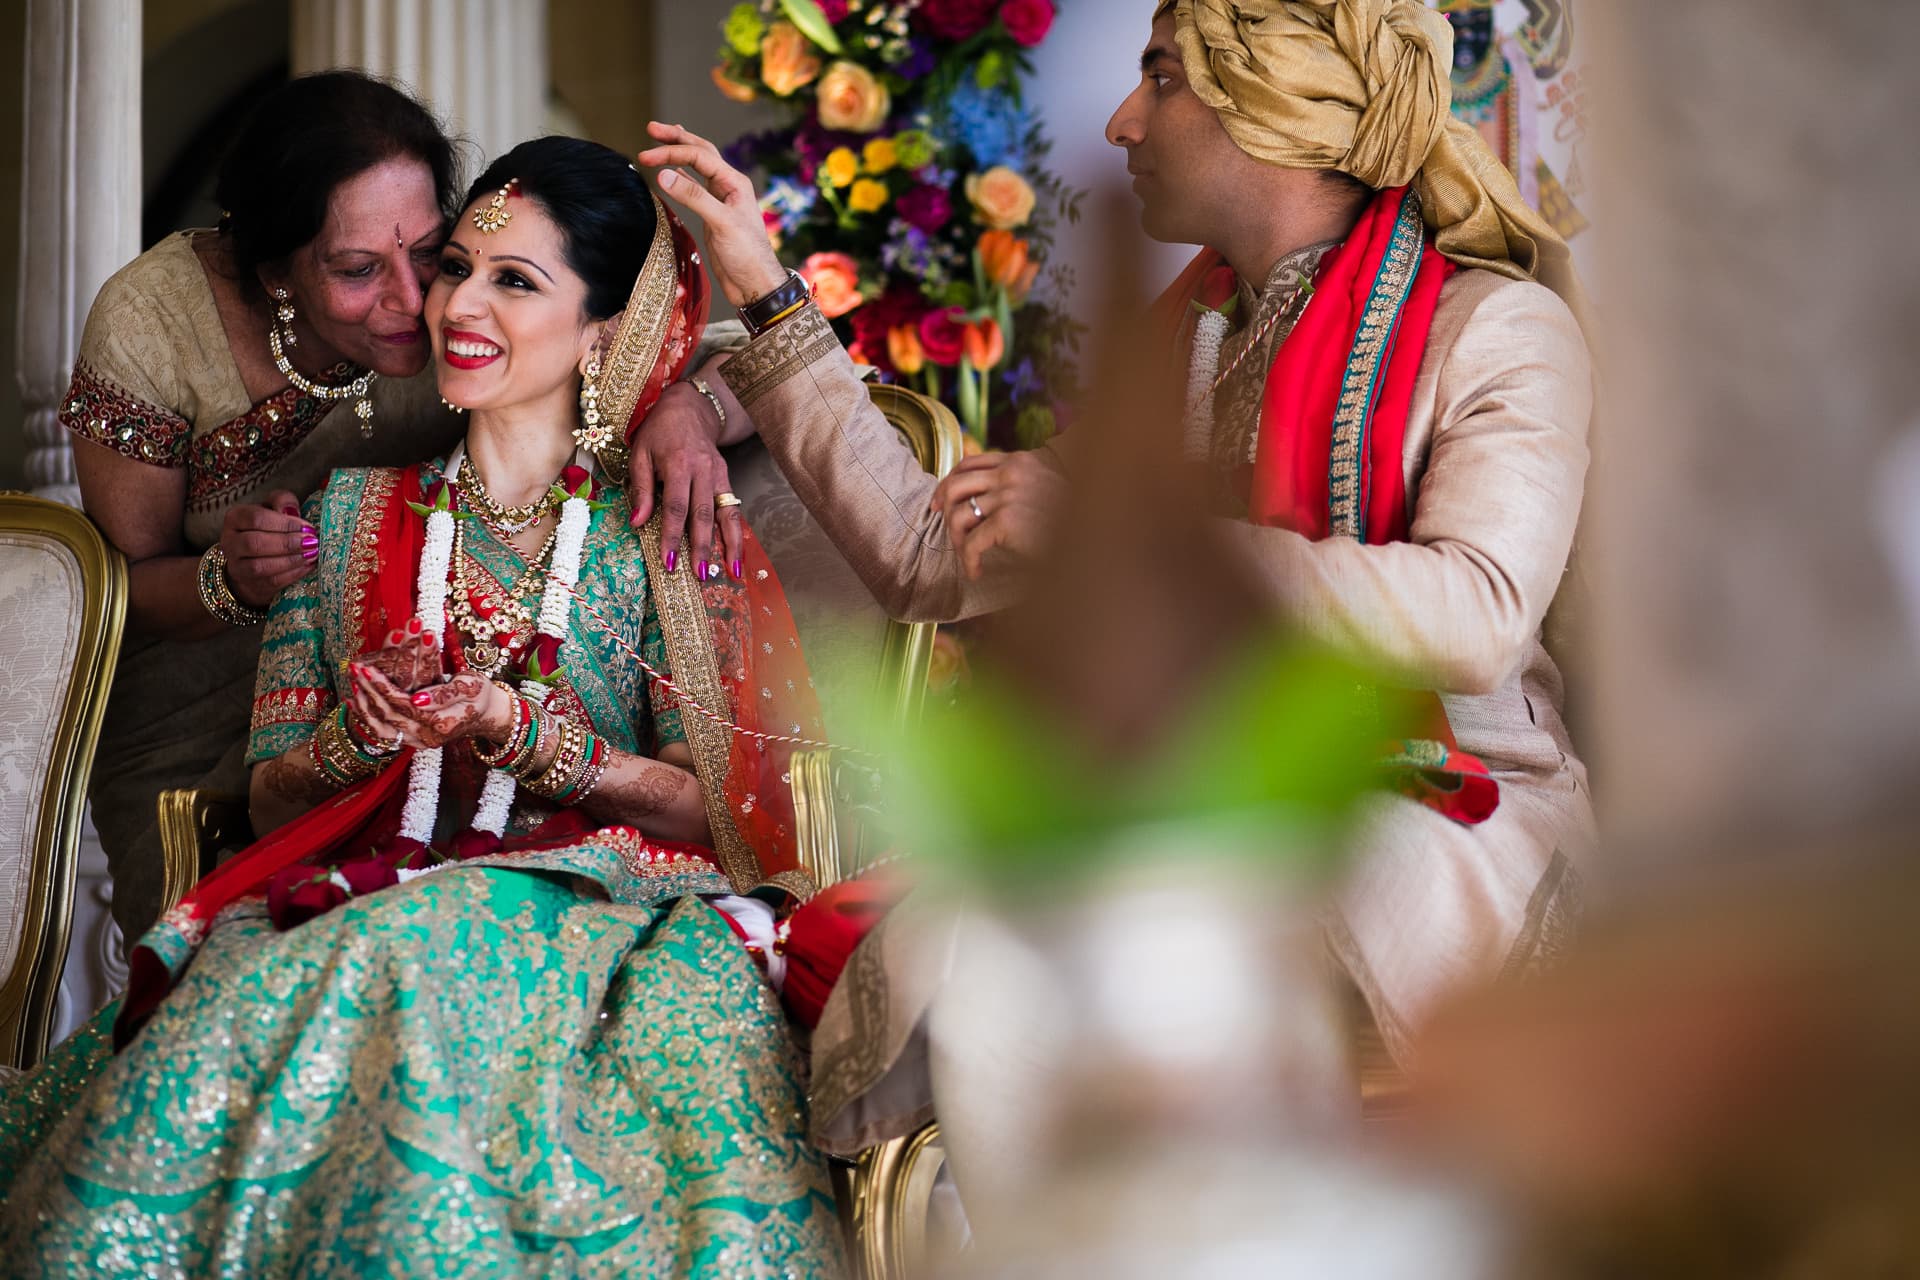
[16, 0, 141, 1042]
[291, 0, 549, 170]
[15, 0, 142, 507]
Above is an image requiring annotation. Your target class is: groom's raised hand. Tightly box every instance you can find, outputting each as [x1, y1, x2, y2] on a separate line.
[638, 122, 790, 310]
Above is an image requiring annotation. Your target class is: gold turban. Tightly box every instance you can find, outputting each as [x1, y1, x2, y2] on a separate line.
[1153, 0, 1585, 321]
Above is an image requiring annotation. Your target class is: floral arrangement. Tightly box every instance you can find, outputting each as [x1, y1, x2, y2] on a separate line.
[714, 0, 1084, 448]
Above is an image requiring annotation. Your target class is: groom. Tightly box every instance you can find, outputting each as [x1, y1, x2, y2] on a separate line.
[646, 0, 1595, 1203]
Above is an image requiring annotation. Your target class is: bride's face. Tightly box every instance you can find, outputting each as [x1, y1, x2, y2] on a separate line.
[426, 196, 600, 413]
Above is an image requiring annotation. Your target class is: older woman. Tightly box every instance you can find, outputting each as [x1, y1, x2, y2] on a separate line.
[4, 136, 841, 1276]
[68, 73, 747, 940]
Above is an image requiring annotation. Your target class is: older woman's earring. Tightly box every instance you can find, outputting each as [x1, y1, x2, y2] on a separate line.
[440, 397, 465, 413]
[574, 356, 614, 452]
[267, 285, 378, 438]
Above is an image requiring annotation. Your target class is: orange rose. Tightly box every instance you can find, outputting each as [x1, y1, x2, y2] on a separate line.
[978, 230, 1031, 288]
[887, 325, 925, 376]
[711, 65, 758, 104]
[816, 61, 891, 134]
[760, 21, 823, 97]
[801, 252, 863, 319]
[965, 167, 1037, 231]
[961, 317, 1005, 371]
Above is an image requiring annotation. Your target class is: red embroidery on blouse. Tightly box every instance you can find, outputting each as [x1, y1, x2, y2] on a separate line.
[251, 687, 333, 736]
[60, 362, 192, 468]
[187, 373, 355, 514]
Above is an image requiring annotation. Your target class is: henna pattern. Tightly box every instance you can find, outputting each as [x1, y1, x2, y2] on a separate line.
[595, 761, 688, 820]
[357, 628, 442, 692]
[396, 674, 497, 747]
[261, 755, 340, 808]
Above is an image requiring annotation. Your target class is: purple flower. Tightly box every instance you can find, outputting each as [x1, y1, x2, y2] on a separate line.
[896, 38, 937, 80]
[897, 184, 954, 233]
[1003, 358, 1044, 403]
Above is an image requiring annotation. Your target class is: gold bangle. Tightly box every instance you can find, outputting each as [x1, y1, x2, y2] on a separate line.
[198, 546, 267, 627]
[311, 707, 383, 787]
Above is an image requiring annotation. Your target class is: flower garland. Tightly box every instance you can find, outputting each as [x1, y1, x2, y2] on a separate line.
[1183, 309, 1229, 464]
[402, 444, 597, 844]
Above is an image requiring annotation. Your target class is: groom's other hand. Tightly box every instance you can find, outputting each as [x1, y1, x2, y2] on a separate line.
[932, 451, 1067, 580]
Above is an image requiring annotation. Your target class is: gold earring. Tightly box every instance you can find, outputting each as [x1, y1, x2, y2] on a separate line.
[440, 396, 465, 413]
[574, 356, 613, 452]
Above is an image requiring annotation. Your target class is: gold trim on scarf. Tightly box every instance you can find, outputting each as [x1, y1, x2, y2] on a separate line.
[597, 192, 678, 451]
[636, 512, 762, 894]
[1328, 190, 1425, 540]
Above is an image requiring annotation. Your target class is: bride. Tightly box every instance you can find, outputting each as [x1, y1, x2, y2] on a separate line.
[0, 136, 844, 1276]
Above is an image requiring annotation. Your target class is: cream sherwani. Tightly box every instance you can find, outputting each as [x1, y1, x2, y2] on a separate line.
[721, 264, 1594, 1159]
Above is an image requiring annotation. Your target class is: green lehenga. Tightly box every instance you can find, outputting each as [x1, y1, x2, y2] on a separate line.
[0, 462, 844, 1276]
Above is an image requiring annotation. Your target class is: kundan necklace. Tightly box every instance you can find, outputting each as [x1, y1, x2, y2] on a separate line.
[458, 453, 559, 535]
[266, 287, 377, 435]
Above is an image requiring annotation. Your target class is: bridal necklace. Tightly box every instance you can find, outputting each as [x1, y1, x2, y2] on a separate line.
[267, 286, 377, 436]
[458, 453, 558, 535]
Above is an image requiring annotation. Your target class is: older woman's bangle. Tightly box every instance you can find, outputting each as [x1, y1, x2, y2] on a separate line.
[198, 546, 267, 627]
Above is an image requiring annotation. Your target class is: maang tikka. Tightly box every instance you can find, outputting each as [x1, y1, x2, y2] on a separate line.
[473, 179, 518, 234]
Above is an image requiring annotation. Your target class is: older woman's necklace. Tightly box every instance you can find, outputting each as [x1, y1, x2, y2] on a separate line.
[267, 287, 377, 436]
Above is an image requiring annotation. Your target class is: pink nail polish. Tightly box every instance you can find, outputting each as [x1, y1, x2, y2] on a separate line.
[411, 692, 432, 708]
[696, 560, 709, 581]
[731, 559, 743, 580]
[665, 549, 678, 573]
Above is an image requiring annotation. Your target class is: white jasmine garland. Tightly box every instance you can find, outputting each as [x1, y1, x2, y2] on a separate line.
[419, 444, 596, 841]
[1183, 309, 1229, 464]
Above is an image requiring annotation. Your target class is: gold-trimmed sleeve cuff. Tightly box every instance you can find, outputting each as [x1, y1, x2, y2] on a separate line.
[717, 304, 846, 408]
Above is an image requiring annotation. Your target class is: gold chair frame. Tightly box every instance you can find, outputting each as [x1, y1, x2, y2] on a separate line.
[0, 495, 126, 1069]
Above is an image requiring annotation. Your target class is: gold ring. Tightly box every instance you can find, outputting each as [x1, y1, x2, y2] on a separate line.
[715, 492, 743, 509]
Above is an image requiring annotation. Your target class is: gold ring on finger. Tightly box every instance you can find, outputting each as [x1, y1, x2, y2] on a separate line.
[715, 492, 743, 509]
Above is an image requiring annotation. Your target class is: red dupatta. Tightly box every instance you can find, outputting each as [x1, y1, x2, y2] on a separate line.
[1157, 187, 1497, 826]
[119, 193, 823, 1044]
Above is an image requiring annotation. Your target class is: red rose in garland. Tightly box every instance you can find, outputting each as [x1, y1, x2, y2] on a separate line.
[1000, 0, 1057, 47]
[918, 0, 1000, 41]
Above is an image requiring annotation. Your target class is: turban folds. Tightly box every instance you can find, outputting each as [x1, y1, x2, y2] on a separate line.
[1153, 0, 1585, 320]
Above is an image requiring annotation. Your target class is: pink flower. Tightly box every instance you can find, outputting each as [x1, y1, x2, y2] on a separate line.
[336, 857, 400, 897]
[999, 0, 1056, 47]
[896, 184, 953, 234]
[918, 0, 998, 41]
[817, 0, 850, 19]
[801, 251, 865, 319]
[918, 308, 969, 367]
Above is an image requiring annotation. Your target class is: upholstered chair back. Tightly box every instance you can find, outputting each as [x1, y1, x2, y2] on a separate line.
[0, 496, 124, 1069]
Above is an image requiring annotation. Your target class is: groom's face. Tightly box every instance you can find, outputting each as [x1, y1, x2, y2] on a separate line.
[1106, 15, 1259, 246]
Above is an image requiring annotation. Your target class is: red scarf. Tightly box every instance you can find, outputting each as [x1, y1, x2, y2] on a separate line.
[1157, 187, 1497, 826]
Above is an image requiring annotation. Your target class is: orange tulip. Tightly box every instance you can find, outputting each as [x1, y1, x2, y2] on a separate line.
[961, 317, 1005, 372]
[887, 324, 926, 376]
[1009, 260, 1041, 305]
[710, 65, 759, 104]
[977, 229, 1031, 289]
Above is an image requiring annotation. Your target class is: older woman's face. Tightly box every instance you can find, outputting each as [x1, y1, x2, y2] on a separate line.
[276, 156, 445, 379]
[425, 195, 600, 418]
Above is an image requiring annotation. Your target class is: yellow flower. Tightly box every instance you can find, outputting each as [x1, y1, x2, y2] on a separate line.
[863, 137, 899, 174]
[821, 147, 859, 189]
[760, 21, 823, 97]
[965, 166, 1038, 231]
[816, 60, 891, 134]
[848, 178, 890, 214]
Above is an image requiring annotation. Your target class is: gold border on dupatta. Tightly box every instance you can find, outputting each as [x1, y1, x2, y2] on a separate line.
[596, 193, 678, 458]
[636, 511, 762, 894]
[341, 468, 399, 664]
[1327, 191, 1426, 541]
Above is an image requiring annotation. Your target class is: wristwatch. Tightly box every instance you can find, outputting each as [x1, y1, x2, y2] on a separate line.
[739, 269, 812, 337]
